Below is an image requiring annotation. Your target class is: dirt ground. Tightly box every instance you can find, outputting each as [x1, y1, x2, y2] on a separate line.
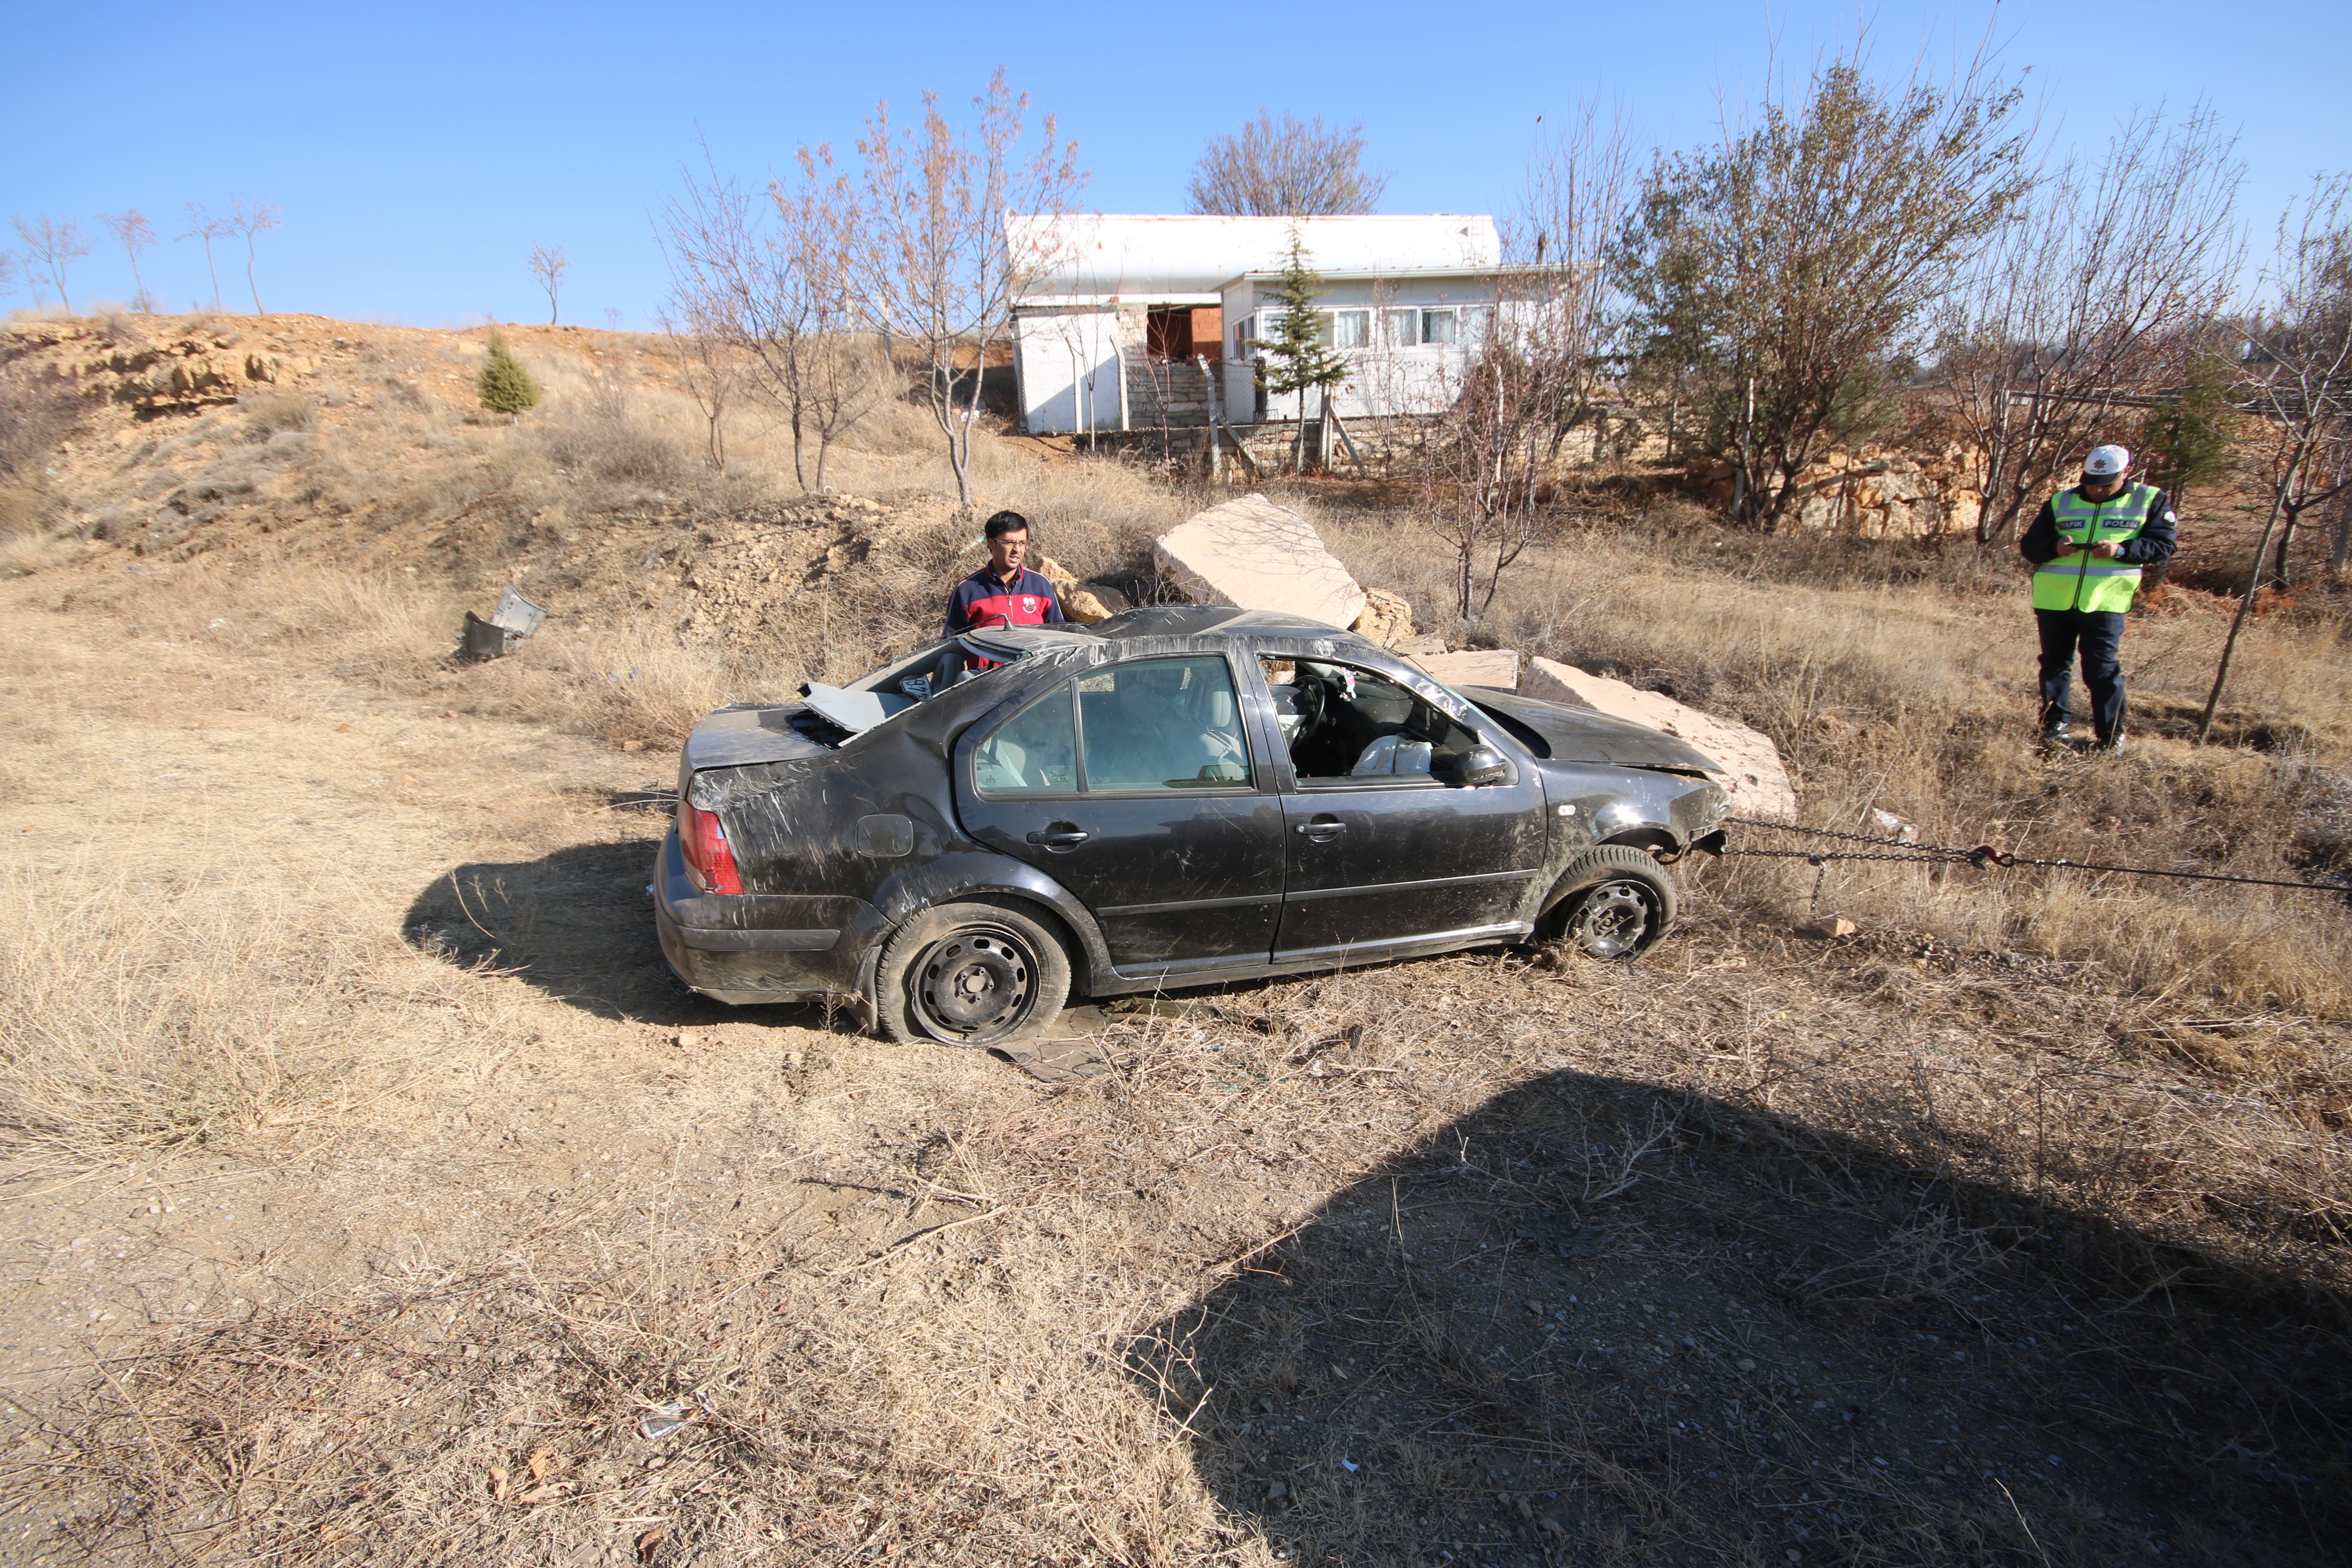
[2, 591, 2345, 1567]
[3, 312, 2349, 1565]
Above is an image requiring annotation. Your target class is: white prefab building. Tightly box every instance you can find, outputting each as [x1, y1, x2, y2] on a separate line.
[1005, 213, 1539, 435]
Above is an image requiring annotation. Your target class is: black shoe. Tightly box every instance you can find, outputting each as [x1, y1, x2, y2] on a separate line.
[2037, 723, 2071, 748]
[2094, 733, 2127, 756]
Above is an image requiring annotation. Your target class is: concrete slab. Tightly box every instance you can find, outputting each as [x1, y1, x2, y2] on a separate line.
[1523, 656, 1796, 820]
[1410, 649, 1521, 691]
[1154, 494, 1367, 631]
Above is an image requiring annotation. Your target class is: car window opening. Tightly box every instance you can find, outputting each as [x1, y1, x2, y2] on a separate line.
[978, 655, 1252, 795]
[1263, 656, 1480, 781]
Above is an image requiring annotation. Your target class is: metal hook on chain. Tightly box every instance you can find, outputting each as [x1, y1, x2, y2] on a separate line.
[1808, 854, 1827, 916]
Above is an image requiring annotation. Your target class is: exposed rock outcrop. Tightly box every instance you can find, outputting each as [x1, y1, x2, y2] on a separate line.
[1692, 444, 1985, 539]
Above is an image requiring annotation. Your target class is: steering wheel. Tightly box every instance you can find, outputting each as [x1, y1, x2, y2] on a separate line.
[1291, 670, 1330, 744]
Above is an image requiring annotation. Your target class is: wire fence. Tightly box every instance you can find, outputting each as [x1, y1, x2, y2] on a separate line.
[1720, 815, 2352, 915]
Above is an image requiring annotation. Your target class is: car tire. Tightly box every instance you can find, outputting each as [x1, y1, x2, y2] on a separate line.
[1544, 846, 1677, 960]
[874, 900, 1073, 1048]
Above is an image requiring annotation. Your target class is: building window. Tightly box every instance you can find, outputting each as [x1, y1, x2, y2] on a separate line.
[1383, 308, 1419, 347]
[1233, 316, 1254, 356]
[1421, 308, 1458, 345]
[1460, 305, 1495, 346]
[1332, 310, 1370, 348]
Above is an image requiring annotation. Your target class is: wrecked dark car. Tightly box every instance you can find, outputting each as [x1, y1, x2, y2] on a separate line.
[653, 607, 1731, 1049]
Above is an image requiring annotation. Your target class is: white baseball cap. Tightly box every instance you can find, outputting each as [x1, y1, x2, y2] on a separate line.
[2083, 445, 2131, 479]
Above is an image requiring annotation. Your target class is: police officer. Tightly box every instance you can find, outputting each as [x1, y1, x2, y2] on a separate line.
[2020, 444, 2177, 754]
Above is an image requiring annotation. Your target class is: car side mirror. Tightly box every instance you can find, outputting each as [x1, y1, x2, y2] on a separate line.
[1443, 744, 1509, 788]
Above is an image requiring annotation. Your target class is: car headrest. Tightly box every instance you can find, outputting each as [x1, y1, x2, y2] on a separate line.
[1207, 689, 1233, 728]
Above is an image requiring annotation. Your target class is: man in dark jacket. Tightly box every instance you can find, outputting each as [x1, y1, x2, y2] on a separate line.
[945, 510, 1064, 637]
[2019, 444, 2177, 754]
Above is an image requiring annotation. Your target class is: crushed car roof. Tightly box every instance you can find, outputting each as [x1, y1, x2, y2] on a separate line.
[1091, 606, 1356, 641]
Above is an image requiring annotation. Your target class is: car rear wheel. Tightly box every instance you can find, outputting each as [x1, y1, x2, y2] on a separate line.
[875, 900, 1072, 1048]
[1544, 846, 1677, 960]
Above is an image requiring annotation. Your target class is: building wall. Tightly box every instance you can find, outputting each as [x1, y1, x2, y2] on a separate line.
[1218, 276, 1540, 423]
[1013, 309, 1122, 436]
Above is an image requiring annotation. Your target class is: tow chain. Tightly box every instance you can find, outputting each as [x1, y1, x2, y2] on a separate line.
[1720, 815, 2352, 915]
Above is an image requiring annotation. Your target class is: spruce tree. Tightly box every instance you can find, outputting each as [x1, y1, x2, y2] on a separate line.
[477, 328, 542, 418]
[1249, 235, 1350, 449]
[2138, 356, 2238, 512]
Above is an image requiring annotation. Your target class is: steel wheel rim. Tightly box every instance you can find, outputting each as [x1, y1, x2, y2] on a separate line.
[911, 924, 1038, 1045]
[1571, 880, 1654, 959]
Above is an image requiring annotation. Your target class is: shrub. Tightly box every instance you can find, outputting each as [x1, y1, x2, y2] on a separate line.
[475, 329, 541, 417]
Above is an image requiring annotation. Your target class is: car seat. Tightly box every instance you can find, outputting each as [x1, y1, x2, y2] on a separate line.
[1349, 734, 1435, 776]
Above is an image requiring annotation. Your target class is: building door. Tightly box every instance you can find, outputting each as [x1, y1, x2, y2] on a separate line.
[1145, 307, 1194, 361]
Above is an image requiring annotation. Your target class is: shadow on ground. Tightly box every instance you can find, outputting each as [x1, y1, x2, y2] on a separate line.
[1132, 1069, 2350, 1567]
[401, 832, 848, 1031]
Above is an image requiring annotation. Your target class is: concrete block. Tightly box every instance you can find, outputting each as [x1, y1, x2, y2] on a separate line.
[1524, 655, 1796, 821]
[1154, 493, 1367, 631]
[1410, 648, 1521, 691]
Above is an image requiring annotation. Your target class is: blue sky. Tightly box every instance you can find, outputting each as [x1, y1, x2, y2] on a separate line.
[5, 0, 2347, 327]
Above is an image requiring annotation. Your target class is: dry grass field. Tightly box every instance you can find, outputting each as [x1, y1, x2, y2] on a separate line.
[1, 314, 2348, 1566]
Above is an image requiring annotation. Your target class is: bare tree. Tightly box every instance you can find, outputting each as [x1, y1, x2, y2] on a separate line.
[1506, 104, 1637, 457]
[229, 200, 281, 314]
[1617, 53, 2033, 530]
[772, 145, 884, 490]
[2200, 174, 2352, 742]
[1935, 107, 2245, 542]
[98, 209, 157, 312]
[1419, 343, 1553, 621]
[1187, 110, 1388, 217]
[529, 243, 569, 324]
[9, 214, 91, 315]
[855, 69, 1084, 507]
[180, 203, 231, 312]
[660, 302, 740, 472]
[666, 140, 884, 492]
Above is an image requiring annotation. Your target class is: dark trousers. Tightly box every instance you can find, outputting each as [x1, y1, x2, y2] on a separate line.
[2036, 609, 2127, 742]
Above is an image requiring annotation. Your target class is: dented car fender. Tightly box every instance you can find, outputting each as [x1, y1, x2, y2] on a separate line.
[860, 851, 1115, 989]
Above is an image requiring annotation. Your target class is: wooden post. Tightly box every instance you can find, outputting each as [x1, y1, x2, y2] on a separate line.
[1328, 406, 1368, 477]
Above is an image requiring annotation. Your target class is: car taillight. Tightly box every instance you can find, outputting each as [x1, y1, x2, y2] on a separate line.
[679, 800, 743, 894]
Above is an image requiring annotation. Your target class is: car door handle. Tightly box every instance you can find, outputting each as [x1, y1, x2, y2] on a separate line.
[1295, 818, 1347, 842]
[1025, 827, 1091, 849]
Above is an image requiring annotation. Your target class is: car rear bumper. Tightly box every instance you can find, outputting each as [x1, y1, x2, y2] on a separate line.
[651, 830, 883, 1003]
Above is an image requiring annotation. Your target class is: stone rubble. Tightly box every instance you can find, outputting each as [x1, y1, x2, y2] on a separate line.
[1350, 586, 1416, 647]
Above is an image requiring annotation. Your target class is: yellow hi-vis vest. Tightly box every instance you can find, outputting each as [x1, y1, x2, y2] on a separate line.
[2032, 482, 2158, 613]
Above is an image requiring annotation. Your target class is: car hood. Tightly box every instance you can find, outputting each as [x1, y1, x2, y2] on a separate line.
[1464, 687, 1725, 778]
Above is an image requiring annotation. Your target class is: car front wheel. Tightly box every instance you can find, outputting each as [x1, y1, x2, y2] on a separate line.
[875, 900, 1073, 1048]
[1544, 845, 1677, 960]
